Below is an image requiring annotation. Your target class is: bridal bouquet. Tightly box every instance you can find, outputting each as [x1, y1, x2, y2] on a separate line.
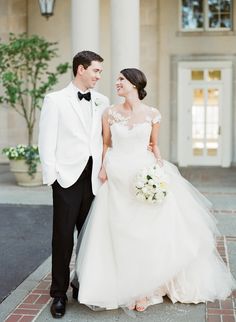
[134, 164, 168, 204]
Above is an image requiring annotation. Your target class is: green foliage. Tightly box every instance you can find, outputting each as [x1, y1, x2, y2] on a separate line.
[0, 33, 70, 176]
[0, 33, 70, 146]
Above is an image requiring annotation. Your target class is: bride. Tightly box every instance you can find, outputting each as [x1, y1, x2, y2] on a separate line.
[73, 68, 235, 312]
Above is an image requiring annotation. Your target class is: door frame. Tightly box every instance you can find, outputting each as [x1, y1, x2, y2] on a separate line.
[177, 61, 232, 167]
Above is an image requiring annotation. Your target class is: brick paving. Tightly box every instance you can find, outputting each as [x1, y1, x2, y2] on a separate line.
[4, 256, 76, 322]
[206, 236, 236, 322]
[4, 236, 236, 322]
[4, 274, 51, 322]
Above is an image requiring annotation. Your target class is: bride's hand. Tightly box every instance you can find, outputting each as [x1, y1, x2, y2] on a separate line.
[98, 166, 108, 183]
[147, 142, 153, 152]
[156, 158, 164, 167]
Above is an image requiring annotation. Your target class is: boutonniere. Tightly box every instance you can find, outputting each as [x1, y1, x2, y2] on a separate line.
[94, 98, 104, 107]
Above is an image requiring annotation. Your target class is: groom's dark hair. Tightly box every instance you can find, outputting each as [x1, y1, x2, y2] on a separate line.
[73, 50, 104, 76]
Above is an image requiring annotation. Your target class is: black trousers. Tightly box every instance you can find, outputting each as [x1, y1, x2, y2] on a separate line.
[50, 157, 94, 298]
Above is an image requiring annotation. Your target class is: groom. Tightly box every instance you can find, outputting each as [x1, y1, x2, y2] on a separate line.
[38, 51, 109, 318]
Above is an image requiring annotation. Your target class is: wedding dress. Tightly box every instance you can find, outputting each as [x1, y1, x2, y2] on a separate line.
[75, 105, 235, 310]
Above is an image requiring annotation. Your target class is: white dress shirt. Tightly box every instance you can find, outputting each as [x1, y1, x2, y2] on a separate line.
[72, 83, 93, 155]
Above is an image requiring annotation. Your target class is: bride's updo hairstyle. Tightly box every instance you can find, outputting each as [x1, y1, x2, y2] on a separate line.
[120, 68, 147, 100]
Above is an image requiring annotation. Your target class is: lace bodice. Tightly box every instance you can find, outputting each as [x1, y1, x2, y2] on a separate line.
[107, 105, 161, 128]
[105, 105, 161, 154]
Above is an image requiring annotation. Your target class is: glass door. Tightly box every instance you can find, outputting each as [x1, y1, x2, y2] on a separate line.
[191, 85, 221, 164]
[177, 61, 232, 167]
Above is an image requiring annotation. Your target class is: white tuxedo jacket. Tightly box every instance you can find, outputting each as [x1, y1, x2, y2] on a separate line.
[38, 82, 109, 194]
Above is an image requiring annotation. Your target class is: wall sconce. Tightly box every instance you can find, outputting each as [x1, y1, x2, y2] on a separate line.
[38, 0, 55, 19]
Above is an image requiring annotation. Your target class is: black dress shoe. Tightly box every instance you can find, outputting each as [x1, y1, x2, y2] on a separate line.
[50, 297, 67, 319]
[70, 282, 78, 300]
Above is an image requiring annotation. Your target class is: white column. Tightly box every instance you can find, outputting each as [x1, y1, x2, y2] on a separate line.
[111, 0, 140, 101]
[71, 0, 100, 56]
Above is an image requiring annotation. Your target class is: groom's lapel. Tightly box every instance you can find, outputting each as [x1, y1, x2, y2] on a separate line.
[90, 91, 102, 138]
[65, 83, 87, 129]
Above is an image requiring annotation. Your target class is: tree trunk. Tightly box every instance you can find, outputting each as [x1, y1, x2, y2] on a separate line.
[28, 126, 33, 146]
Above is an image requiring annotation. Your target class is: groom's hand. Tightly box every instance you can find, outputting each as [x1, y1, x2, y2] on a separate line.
[98, 166, 107, 183]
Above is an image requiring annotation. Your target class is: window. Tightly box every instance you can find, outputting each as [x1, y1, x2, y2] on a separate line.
[191, 69, 222, 80]
[181, 0, 232, 31]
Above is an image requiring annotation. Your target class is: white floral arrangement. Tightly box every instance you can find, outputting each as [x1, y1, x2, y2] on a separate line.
[2, 144, 40, 176]
[94, 98, 104, 107]
[134, 164, 168, 204]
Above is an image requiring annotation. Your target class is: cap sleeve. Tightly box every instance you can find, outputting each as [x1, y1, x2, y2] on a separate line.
[103, 105, 117, 125]
[151, 108, 161, 124]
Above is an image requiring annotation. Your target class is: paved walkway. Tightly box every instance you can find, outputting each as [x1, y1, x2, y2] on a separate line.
[0, 204, 52, 303]
[0, 164, 235, 322]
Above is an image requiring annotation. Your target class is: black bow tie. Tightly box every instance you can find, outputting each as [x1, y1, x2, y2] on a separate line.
[77, 91, 91, 101]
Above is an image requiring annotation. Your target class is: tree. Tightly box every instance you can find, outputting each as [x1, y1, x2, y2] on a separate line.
[0, 33, 70, 146]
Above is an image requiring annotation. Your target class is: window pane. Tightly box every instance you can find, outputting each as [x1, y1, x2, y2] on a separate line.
[208, 0, 232, 29]
[220, 13, 231, 28]
[208, 88, 219, 106]
[192, 70, 204, 80]
[182, 0, 204, 29]
[209, 13, 220, 28]
[206, 88, 219, 156]
[208, 70, 221, 80]
[206, 89, 219, 156]
[208, 0, 220, 12]
[220, 0, 231, 12]
[192, 89, 205, 156]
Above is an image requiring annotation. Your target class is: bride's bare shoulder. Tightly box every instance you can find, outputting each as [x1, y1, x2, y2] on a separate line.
[143, 105, 160, 114]
[111, 104, 123, 111]
[103, 104, 123, 117]
[104, 104, 122, 113]
[142, 104, 159, 111]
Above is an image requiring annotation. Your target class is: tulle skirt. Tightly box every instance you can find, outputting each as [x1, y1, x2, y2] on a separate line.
[75, 151, 235, 310]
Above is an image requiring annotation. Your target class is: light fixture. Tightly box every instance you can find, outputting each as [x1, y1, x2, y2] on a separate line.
[38, 0, 55, 19]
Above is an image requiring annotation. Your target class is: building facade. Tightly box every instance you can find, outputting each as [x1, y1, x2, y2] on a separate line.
[0, 0, 235, 166]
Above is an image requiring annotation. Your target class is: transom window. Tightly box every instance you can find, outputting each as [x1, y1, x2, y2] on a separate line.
[181, 0, 232, 31]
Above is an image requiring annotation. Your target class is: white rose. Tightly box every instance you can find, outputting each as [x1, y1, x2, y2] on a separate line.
[147, 196, 153, 203]
[137, 193, 145, 201]
[142, 187, 148, 194]
[148, 179, 154, 185]
[136, 181, 144, 188]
